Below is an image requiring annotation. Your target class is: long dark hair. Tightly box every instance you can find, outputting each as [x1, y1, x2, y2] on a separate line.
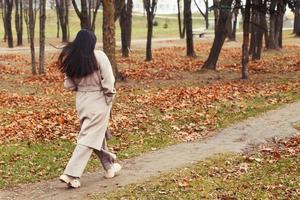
[58, 29, 99, 79]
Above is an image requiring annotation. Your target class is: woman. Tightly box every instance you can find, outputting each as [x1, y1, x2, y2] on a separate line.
[57, 29, 121, 188]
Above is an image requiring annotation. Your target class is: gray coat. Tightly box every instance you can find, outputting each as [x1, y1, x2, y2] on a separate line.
[64, 50, 115, 150]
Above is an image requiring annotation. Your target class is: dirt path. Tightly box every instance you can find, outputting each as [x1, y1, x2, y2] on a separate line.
[1, 101, 300, 200]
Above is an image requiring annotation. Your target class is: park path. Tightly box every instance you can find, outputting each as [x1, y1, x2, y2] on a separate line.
[1, 101, 300, 200]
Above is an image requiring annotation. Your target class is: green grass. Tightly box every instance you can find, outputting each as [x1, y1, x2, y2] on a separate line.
[93, 153, 300, 199]
[1, 87, 300, 189]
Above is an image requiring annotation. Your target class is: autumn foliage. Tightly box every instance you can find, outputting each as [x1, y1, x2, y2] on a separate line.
[0, 43, 300, 144]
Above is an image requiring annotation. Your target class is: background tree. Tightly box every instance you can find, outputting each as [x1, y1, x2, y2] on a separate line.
[184, 0, 195, 56]
[268, 0, 287, 50]
[291, 0, 300, 36]
[29, 0, 36, 74]
[103, 0, 120, 79]
[177, 0, 185, 39]
[202, 0, 233, 70]
[213, 0, 220, 33]
[120, 0, 133, 57]
[15, 0, 23, 46]
[1, 0, 7, 42]
[24, 0, 38, 43]
[241, 0, 250, 79]
[72, 0, 101, 31]
[56, 0, 69, 42]
[250, 0, 266, 60]
[144, 0, 158, 61]
[227, 0, 240, 41]
[4, 0, 13, 47]
[193, 0, 209, 29]
[39, 0, 46, 74]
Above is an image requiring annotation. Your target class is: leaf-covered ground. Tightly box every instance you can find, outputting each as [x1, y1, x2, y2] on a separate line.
[93, 135, 300, 200]
[0, 40, 300, 188]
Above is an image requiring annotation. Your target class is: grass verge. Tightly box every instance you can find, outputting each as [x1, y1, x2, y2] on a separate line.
[91, 136, 300, 200]
[1, 88, 300, 189]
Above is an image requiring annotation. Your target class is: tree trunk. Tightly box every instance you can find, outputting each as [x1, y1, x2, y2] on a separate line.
[146, 13, 153, 61]
[5, 0, 13, 48]
[295, 4, 300, 36]
[205, 0, 209, 29]
[56, 0, 69, 42]
[268, 0, 286, 50]
[252, 0, 265, 60]
[213, 0, 220, 33]
[29, 0, 36, 74]
[120, 0, 133, 57]
[55, 1, 60, 38]
[39, 0, 46, 74]
[241, 0, 250, 79]
[202, 0, 233, 70]
[144, 0, 157, 61]
[72, 0, 92, 30]
[177, 0, 185, 38]
[103, 0, 120, 79]
[15, 0, 23, 46]
[91, 0, 101, 32]
[184, 0, 195, 57]
[1, 0, 7, 42]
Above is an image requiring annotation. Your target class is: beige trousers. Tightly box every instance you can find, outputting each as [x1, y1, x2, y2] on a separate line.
[64, 139, 114, 178]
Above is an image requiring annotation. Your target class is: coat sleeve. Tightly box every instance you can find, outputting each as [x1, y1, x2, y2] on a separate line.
[64, 75, 77, 91]
[97, 51, 116, 105]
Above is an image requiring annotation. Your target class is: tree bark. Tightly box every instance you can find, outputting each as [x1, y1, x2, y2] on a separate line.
[15, 0, 23, 46]
[1, 0, 7, 42]
[56, 0, 69, 42]
[268, 0, 286, 50]
[184, 0, 195, 57]
[295, 4, 300, 36]
[144, 0, 158, 61]
[177, 0, 185, 38]
[55, 1, 60, 38]
[5, 0, 13, 48]
[241, 0, 250, 79]
[91, 0, 101, 32]
[213, 0, 220, 33]
[72, 0, 100, 30]
[202, 0, 233, 70]
[103, 0, 120, 79]
[39, 0, 46, 74]
[193, 0, 209, 29]
[120, 0, 133, 57]
[29, 0, 36, 74]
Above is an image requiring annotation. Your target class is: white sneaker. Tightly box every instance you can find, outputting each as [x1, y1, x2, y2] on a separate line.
[104, 163, 122, 179]
[59, 174, 81, 188]
[69, 179, 81, 188]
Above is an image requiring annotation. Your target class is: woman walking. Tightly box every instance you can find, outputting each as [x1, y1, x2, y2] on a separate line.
[57, 29, 121, 188]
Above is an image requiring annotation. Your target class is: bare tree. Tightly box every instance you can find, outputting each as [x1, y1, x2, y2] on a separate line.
[184, 0, 195, 56]
[120, 0, 133, 57]
[268, 0, 286, 50]
[1, 0, 7, 42]
[29, 0, 36, 74]
[103, 0, 121, 79]
[193, 0, 209, 29]
[56, 0, 69, 42]
[15, 0, 23, 46]
[39, 0, 46, 74]
[202, 0, 233, 70]
[72, 0, 101, 31]
[177, 0, 185, 38]
[144, 0, 158, 61]
[292, 0, 300, 36]
[241, 0, 250, 79]
[4, 0, 13, 47]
